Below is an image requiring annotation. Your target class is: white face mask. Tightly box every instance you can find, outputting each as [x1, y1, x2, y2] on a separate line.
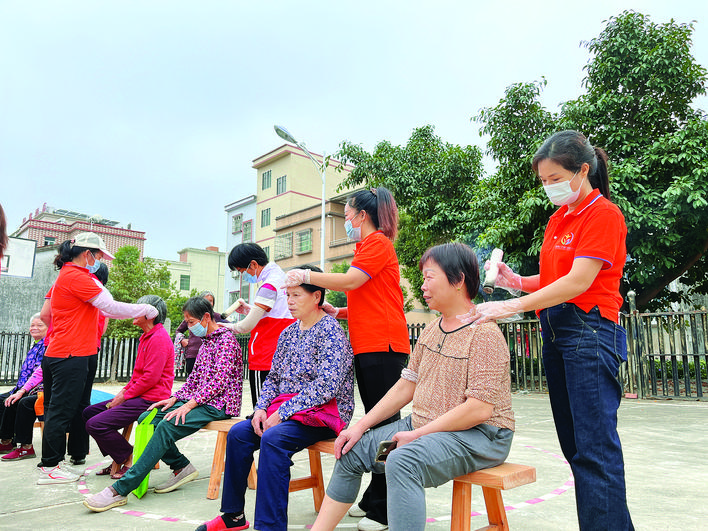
[543, 171, 585, 206]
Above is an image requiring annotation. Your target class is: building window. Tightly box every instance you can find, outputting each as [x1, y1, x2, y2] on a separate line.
[179, 275, 190, 291]
[263, 246, 270, 261]
[261, 208, 271, 228]
[274, 232, 293, 260]
[296, 228, 313, 254]
[229, 291, 240, 306]
[242, 220, 253, 243]
[44, 236, 56, 246]
[240, 277, 250, 300]
[232, 213, 243, 234]
[276, 175, 287, 195]
[262, 170, 272, 190]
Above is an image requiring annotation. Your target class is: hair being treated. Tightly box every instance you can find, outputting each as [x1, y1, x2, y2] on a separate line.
[347, 186, 399, 240]
[228, 243, 268, 270]
[137, 295, 167, 325]
[182, 296, 214, 321]
[419, 242, 480, 300]
[53, 239, 100, 270]
[532, 130, 611, 200]
[297, 264, 325, 306]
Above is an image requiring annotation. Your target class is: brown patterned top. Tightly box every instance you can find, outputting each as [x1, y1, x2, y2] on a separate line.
[402, 318, 515, 431]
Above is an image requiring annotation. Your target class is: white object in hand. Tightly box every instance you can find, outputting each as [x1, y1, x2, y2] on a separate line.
[222, 298, 245, 318]
[483, 248, 504, 294]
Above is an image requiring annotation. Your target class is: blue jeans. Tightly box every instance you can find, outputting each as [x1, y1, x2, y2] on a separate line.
[221, 419, 335, 531]
[541, 304, 633, 530]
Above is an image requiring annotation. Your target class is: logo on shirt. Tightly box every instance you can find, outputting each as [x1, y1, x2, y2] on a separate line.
[559, 232, 574, 246]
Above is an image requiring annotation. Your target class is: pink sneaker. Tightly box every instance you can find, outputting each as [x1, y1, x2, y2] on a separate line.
[2, 446, 36, 461]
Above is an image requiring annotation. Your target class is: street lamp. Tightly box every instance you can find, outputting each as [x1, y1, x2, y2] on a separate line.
[273, 125, 326, 271]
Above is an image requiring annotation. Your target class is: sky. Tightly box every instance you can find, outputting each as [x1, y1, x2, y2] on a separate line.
[2, 1, 707, 260]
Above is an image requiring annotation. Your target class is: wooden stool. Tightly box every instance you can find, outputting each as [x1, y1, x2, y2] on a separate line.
[287, 439, 336, 512]
[450, 462, 536, 531]
[203, 418, 254, 500]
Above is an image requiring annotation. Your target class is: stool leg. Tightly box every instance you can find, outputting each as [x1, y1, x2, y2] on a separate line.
[481, 486, 508, 531]
[247, 462, 257, 490]
[207, 431, 227, 500]
[451, 480, 472, 531]
[309, 449, 325, 512]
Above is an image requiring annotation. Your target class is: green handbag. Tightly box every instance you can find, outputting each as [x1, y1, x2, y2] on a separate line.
[131, 407, 158, 498]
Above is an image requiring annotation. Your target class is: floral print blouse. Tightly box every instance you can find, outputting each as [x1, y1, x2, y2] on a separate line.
[255, 315, 354, 425]
[174, 327, 243, 416]
[14, 338, 46, 394]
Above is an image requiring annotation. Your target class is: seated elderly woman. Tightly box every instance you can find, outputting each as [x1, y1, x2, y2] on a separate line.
[311, 243, 515, 531]
[0, 314, 48, 460]
[84, 296, 244, 512]
[198, 265, 354, 531]
[82, 295, 175, 479]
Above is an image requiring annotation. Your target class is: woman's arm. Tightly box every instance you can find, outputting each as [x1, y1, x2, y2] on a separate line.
[288, 268, 370, 293]
[40, 299, 51, 327]
[90, 289, 158, 320]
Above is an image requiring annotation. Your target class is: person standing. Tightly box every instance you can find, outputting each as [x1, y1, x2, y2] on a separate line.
[463, 130, 633, 530]
[222, 243, 296, 408]
[286, 187, 409, 531]
[37, 232, 159, 485]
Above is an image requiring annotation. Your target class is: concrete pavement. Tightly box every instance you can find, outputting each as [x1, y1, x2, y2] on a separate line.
[1, 382, 706, 530]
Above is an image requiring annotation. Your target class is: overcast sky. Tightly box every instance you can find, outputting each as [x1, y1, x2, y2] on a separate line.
[2, 1, 707, 260]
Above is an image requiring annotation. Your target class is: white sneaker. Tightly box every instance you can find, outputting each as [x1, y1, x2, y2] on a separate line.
[154, 462, 198, 493]
[60, 460, 86, 476]
[37, 464, 80, 484]
[348, 504, 367, 517]
[357, 517, 388, 531]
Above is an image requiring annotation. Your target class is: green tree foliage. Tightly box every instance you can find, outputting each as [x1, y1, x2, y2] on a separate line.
[325, 262, 349, 309]
[476, 11, 708, 310]
[105, 246, 187, 338]
[336, 125, 484, 303]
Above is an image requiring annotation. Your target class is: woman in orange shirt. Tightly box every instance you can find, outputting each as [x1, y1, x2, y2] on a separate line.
[287, 187, 409, 531]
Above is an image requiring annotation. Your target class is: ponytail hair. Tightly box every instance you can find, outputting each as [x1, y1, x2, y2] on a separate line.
[532, 130, 611, 200]
[53, 239, 99, 270]
[347, 186, 399, 240]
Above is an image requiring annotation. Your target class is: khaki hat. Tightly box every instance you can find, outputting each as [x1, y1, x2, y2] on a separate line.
[72, 232, 115, 260]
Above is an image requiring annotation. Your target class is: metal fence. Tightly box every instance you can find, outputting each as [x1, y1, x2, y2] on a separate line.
[3, 309, 706, 401]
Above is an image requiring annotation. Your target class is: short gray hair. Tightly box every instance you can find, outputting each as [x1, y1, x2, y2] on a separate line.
[30, 313, 42, 326]
[136, 295, 167, 325]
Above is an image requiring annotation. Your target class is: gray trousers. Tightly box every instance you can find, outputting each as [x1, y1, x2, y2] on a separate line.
[326, 415, 513, 531]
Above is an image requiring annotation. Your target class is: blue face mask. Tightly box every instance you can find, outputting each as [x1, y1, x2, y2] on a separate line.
[241, 264, 259, 284]
[188, 319, 207, 337]
[344, 219, 361, 242]
[86, 252, 101, 274]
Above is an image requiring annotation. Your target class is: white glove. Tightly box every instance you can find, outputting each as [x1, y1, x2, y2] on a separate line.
[485, 261, 523, 292]
[457, 299, 524, 325]
[321, 302, 338, 318]
[234, 299, 251, 316]
[285, 269, 310, 287]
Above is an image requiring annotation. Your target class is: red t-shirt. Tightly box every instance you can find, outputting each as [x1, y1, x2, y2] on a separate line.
[346, 231, 410, 355]
[539, 189, 627, 323]
[45, 264, 103, 358]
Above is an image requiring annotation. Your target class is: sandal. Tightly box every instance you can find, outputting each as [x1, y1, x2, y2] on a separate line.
[111, 464, 130, 479]
[96, 465, 113, 476]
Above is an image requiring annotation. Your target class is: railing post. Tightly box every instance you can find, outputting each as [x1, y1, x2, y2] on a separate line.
[626, 290, 642, 398]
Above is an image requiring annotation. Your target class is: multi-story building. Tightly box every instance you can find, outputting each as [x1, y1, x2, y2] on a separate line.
[224, 194, 257, 307]
[12, 203, 145, 259]
[252, 144, 354, 270]
[155, 246, 227, 313]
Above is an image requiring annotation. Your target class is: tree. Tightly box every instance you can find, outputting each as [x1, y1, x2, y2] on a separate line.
[336, 125, 484, 303]
[476, 11, 708, 310]
[105, 246, 186, 338]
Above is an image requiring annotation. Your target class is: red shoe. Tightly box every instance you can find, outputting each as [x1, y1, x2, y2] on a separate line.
[196, 515, 250, 531]
[2, 446, 36, 460]
[0, 442, 14, 454]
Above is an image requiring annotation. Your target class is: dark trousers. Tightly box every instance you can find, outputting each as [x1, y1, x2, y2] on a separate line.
[354, 350, 409, 525]
[0, 390, 16, 441]
[541, 304, 634, 531]
[185, 357, 197, 376]
[248, 369, 270, 409]
[40, 354, 97, 467]
[12, 395, 39, 445]
[83, 397, 153, 464]
[221, 419, 335, 531]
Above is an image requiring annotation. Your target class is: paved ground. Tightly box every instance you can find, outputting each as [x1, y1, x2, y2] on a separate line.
[1, 382, 706, 530]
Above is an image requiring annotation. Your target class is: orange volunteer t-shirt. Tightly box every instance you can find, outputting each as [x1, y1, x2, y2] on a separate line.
[45, 263, 103, 358]
[539, 189, 627, 323]
[346, 231, 410, 355]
